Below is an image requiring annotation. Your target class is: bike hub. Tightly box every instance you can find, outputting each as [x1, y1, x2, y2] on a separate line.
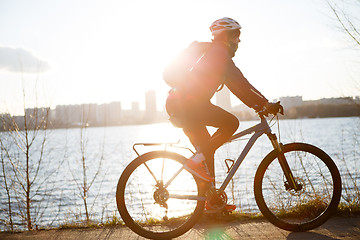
[284, 177, 305, 196]
[153, 181, 169, 208]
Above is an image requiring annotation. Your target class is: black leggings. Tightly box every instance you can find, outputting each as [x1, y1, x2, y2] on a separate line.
[181, 102, 239, 177]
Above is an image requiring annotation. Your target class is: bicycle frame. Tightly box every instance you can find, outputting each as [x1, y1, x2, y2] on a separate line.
[218, 116, 274, 192]
[219, 115, 299, 193]
[133, 114, 298, 201]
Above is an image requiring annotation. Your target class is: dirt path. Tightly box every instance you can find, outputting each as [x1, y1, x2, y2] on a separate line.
[1, 216, 360, 239]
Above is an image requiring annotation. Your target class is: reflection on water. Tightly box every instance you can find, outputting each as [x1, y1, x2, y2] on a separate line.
[0, 117, 358, 229]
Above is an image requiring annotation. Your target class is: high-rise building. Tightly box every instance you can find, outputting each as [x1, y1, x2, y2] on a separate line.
[279, 96, 303, 109]
[55, 105, 71, 125]
[131, 102, 140, 113]
[81, 103, 97, 124]
[216, 86, 232, 112]
[145, 90, 157, 120]
[107, 101, 122, 124]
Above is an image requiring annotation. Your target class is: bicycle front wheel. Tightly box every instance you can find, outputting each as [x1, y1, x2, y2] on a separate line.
[254, 143, 341, 231]
[116, 151, 205, 239]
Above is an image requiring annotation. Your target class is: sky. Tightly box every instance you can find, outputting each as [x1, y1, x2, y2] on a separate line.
[0, 0, 359, 115]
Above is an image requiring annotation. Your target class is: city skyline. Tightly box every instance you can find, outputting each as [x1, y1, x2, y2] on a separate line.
[1, 1, 359, 116]
[3, 87, 357, 120]
[1, 88, 358, 132]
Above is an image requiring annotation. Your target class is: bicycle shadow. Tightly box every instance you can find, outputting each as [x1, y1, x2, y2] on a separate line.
[286, 232, 339, 240]
[197, 227, 340, 240]
[189, 215, 360, 240]
[191, 219, 345, 240]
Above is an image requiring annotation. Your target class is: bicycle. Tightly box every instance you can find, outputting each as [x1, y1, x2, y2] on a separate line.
[116, 109, 342, 239]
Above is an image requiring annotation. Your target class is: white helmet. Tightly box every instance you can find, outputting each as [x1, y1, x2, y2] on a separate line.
[209, 17, 241, 36]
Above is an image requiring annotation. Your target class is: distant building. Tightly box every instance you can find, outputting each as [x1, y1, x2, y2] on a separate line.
[55, 104, 97, 126]
[132, 102, 140, 113]
[97, 104, 107, 124]
[107, 101, 122, 124]
[232, 104, 257, 120]
[96, 101, 122, 125]
[145, 90, 157, 120]
[49, 109, 56, 123]
[81, 104, 97, 124]
[120, 101, 141, 123]
[0, 113, 12, 130]
[68, 105, 82, 124]
[25, 107, 50, 119]
[279, 96, 303, 109]
[216, 86, 232, 112]
[55, 105, 69, 125]
[25, 107, 50, 126]
[4, 93, 359, 129]
[309, 97, 354, 106]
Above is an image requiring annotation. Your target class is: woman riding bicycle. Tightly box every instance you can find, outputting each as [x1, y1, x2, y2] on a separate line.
[164, 17, 282, 184]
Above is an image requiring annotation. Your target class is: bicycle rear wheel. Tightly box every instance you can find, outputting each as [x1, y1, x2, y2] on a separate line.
[116, 151, 205, 239]
[254, 143, 341, 231]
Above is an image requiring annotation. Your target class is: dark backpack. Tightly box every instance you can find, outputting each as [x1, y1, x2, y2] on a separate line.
[163, 41, 211, 89]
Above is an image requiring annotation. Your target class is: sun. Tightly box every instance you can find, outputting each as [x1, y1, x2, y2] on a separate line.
[49, 1, 213, 109]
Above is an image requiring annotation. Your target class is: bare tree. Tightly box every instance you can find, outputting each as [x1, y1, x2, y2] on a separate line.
[327, 0, 360, 47]
[0, 131, 14, 231]
[326, 0, 360, 99]
[69, 105, 105, 224]
[0, 77, 62, 230]
[0, 107, 50, 230]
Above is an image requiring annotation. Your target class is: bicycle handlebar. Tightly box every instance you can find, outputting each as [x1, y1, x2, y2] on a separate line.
[256, 101, 284, 118]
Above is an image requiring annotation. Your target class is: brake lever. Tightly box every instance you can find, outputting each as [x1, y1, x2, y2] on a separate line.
[279, 105, 284, 115]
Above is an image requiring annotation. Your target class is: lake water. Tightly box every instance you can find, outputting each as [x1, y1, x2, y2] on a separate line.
[0, 117, 359, 230]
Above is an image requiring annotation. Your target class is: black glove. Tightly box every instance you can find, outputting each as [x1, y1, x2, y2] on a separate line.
[266, 101, 284, 115]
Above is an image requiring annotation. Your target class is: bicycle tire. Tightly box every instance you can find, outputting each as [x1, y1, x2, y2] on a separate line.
[254, 143, 341, 232]
[116, 151, 205, 239]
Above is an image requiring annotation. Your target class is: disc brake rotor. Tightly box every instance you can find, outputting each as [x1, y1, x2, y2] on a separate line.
[285, 177, 306, 196]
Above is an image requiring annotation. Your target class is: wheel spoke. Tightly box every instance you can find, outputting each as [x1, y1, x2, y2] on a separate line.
[255, 143, 341, 231]
[164, 165, 185, 188]
[116, 151, 204, 239]
[143, 162, 159, 183]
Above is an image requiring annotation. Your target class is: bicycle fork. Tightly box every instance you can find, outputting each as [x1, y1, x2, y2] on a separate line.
[267, 133, 301, 191]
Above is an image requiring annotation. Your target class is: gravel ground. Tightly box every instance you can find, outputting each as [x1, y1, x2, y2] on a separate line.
[1, 216, 360, 240]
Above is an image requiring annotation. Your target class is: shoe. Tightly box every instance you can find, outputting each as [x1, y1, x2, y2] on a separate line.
[205, 202, 236, 212]
[224, 204, 236, 212]
[184, 154, 214, 182]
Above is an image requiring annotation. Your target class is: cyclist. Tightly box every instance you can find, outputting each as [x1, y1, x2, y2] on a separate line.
[164, 17, 281, 187]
